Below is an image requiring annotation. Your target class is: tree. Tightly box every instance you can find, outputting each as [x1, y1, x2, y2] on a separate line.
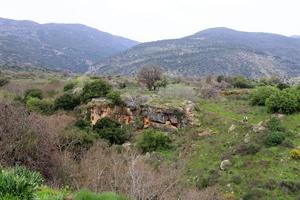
[93, 117, 129, 145]
[54, 93, 80, 110]
[138, 65, 163, 91]
[81, 80, 112, 102]
[136, 129, 172, 153]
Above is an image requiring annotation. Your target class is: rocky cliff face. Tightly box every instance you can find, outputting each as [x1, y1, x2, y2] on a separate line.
[88, 98, 195, 130]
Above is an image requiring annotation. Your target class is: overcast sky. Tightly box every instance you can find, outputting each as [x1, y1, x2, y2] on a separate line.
[0, 0, 299, 42]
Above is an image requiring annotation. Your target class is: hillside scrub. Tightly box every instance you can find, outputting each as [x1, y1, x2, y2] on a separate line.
[136, 129, 172, 153]
[250, 86, 279, 106]
[81, 79, 112, 102]
[93, 117, 130, 145]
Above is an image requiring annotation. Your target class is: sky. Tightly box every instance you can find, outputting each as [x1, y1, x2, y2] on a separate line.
[0, 0, 299, 42]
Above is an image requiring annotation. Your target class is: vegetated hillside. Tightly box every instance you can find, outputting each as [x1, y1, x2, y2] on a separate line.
[89, 27, 300, 78]
[0, 17, 139, 72]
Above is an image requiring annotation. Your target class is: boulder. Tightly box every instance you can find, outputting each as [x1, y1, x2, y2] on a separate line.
[220, 160, 232, 170]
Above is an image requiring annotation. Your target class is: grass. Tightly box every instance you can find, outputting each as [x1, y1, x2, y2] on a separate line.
[184, 95, 300, 199]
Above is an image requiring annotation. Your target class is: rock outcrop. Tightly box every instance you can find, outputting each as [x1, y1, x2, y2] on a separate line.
[87, 98, 194, 130]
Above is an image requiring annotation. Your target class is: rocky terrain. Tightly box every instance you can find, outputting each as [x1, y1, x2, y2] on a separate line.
[0, 18, 138, 72]
[89, 28, 300, 79]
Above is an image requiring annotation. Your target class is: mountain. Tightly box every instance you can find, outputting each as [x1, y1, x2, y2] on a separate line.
[291, 35, 300, 39]
[89, 27, 300, 78]
[0, 18, 139, 72]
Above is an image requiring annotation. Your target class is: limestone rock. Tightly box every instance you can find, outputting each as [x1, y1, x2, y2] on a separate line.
[228, 124, 236, 133]
[220, 160, 232, 170]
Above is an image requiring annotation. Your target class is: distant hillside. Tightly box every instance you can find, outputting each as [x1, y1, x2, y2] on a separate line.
[0, 18, 139, 72]
[89, 27, 300, 78]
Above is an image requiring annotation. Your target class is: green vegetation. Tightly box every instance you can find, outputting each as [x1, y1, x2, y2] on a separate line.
[0, 166, 43, 200]
[81, 80, 111, 102]
[54, 93, 80, 110]
[63, 82, 76, 92]
[24, 88, 43, 101]
[136, 129, 172, 153]
[250, 86, 278, 106]
[0, 77, 9, 87]
[26, 97, 54, 114]
[73, 190, 127, 200]
[107, 91, 123, 106]
[93, 117, 129, 145]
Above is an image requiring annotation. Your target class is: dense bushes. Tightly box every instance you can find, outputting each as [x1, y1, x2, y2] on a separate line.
[136, 129, 172, 153]
[264, 131, 285, 147]
[81, 80, 112, 102]
[93, 117, 129, 145]
[24, 88, 43, 101]
[265, 89, 298, 114]
[26, 97, 54, 114]
[107, 91, 123, 106]
[63, 82, 76, 92]
[231, 76, 254, 89]
[264, 117, 286, 147]
[0, 77, 9, 87]
[250, 86, 279, 106]
[250, 85, 300, 114]
[0, 166, 43, 200]
[54, 93, 80, 110]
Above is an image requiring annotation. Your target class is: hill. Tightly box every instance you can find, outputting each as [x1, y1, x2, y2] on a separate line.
[0, 18, 139, 72]
[89, 27, 300, 78]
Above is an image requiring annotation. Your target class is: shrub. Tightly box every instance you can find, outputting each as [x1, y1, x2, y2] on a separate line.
[250, 86, 278, 106]
[26, 97, 54, 115]
[63, 82, 76, 92]
[265, 89, 298, 114]
[232, 175, 242, 185]
[136, 129, 172, 153]
[236, 143, 261, 155]
[154, 77, 168, 89]
[277, 82, 289, 90]
[107, 91, 123, 106]
[264, 131, 285, 147]
[266, 117, 285, 132]
[290, 149, 300, 160]
[231, 76, 254, 88]
[0, 77, 9, 87]
[81, 80, 111, 102]
[279, 180, 300, 194]
[73, 189, 127, 200]
[243, 188, 267, 200]
[93, 117, 129, 145]
[54, 93, 80, 110]
[74, 119, 91, 130]
[216, 75, 225, 83]
[24, 88, 43, 101]
[0, 166, 43, 200]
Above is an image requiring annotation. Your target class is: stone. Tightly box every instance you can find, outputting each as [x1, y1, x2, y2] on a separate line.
[220, 159, 232, 170]
[228, 124, 236, 133]
[253, 121, 266, 133]
[244, 133, 251, 143]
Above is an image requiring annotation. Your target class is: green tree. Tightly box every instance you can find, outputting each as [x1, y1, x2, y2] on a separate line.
[136, 129, 172, 153]
[54, 93, 80, 110]
[93, 117, 129, 145]
[81, 80, 112, 102]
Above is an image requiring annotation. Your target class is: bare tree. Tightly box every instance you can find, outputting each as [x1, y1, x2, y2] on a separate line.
[138, 65, 163, 91]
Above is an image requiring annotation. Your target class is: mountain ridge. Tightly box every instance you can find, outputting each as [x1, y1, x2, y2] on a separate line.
[0, 17, 139, 72]
[89, 27, 300, 78]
